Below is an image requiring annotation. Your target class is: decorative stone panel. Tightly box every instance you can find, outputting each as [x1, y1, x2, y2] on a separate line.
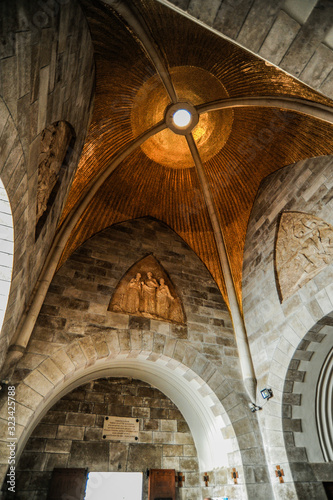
[275, 212, 333, 302]
[35, 121, 75, 238]
[109, 254, 185, 324]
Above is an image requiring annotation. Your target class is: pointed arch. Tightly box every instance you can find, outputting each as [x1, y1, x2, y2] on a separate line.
[12, 335, 237, 473]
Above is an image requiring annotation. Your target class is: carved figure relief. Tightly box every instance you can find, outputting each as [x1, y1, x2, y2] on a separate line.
[36, 121, 73, 224]
[142, 271, 159, 314]
[126, 273, 142, 314]
[108, 255, 185, 324]
[275, 212, 333, 301]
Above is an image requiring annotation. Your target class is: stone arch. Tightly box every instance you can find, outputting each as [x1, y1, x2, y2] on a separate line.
[1, 216, 271, 499]
[281, 315, 333, 498]
[242, 155, 333, 498]
[12, 334, 236, 474]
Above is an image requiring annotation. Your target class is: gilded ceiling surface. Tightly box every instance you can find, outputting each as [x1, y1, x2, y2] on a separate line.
[59, 0, 333, 311]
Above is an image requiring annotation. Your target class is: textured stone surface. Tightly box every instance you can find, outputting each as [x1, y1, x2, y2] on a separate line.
[243, 155, 333, 499]
[0, 0, 95, 366]
[1, 218, 270, 499]
[167, 0, 333, 99]
[11, 377, 199, 498]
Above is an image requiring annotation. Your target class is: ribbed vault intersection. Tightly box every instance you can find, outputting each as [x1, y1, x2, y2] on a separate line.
[59, 0, 333, 313]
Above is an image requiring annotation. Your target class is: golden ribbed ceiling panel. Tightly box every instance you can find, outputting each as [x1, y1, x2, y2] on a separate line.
[58, 0, 333, 310]
[59, 149, 225, 297]
[205, 108, 333, 306]
[60, 0, 158, 222]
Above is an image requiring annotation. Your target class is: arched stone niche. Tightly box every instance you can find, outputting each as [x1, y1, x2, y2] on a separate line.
[0, 351, 239, 499]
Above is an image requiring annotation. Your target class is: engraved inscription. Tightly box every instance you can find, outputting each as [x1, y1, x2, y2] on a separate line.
[275, 212, 333, 301]
[103, 416, 139, 442]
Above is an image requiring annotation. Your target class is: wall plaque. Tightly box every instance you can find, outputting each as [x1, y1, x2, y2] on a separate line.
[102, 416, 139, 442]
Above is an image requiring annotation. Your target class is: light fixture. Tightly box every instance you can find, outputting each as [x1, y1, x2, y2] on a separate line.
[260, 388, 273, 400]
[249, 402, 262, 413]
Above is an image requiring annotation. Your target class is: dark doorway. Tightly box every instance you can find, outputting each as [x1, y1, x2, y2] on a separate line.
[324, 482, 333, 500]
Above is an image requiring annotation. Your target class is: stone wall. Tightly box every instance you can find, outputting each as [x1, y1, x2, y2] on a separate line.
[167, 0, 333, 98]
[282, 317, 333, 499]
[242, 154, 333, 499]
[18, 218, 234, 380]
[0, 217, 273, 500]
[0, 0, 95, 366]
[5, 377, 200, 500]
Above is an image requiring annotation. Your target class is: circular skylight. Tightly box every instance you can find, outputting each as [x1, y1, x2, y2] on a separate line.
[165, 101, 199, 136]
[172, 109, 192, 128]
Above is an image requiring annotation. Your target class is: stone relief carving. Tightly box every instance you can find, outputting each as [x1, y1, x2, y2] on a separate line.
[36, 121, 73, 224]
[108, 255, 185, 324]
[275, 212, 333, 301]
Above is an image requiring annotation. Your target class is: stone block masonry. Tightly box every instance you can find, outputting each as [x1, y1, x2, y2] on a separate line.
[6, 377, 200, 500]
[26, 217, 236, 377]
[169, 0, 333, 98]
[4, 217, 271, 500]
[0, 0, 95, 367]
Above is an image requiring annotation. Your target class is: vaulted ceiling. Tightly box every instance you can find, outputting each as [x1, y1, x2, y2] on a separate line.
[58, 0, 333, 309]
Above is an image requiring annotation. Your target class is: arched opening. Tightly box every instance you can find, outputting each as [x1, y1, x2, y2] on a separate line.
[5, 352, 244, 499]
[0, 178, 14, 334]
[282, 317, 333, 499]
[16, 355, 232, 473]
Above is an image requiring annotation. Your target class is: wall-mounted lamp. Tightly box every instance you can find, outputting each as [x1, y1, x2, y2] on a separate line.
[249, 388, 273, 412]
[249, 402, 262, 413]
[260, 388, 273, 400]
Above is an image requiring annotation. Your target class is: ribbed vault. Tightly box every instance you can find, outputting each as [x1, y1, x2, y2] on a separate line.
[58, 0, 333, 309]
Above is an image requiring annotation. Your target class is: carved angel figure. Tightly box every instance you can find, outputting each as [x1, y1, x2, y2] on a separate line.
[125, 273, 142, 314]
[141, 271, 158, 314]
[156, 278, 174, 318]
